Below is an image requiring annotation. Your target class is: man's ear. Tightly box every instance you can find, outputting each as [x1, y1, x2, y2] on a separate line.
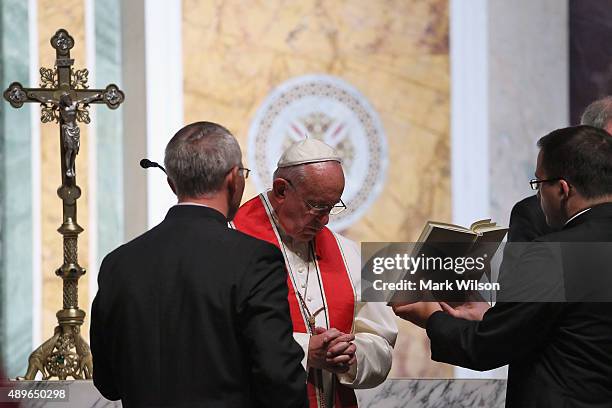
[225, 166, 239, 196]
[559, 179, 572, 198]
[272, 178, 289, 201]
[167, 177, 177, 195]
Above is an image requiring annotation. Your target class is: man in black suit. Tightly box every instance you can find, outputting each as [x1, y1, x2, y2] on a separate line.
[506, 95, 612, 244]
[394, 126, 612, 407]
[506, 195, 552, 242]
[91, 122, 307, 408]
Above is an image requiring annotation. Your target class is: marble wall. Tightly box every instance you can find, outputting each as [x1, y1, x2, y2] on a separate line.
[0, 0, 577, 384]
[487, 0, 569, 225]
[94, 0, 124, 279]
[450, 0, 569, 379]
[182, 0, 452, 378]
[0, 0, 34, 377]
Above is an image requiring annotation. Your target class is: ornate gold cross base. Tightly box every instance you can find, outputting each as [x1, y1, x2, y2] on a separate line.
[19, 200, 93, 381]
[19, 323, 92, 381]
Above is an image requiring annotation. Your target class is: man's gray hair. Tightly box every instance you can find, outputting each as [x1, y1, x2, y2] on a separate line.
[272, 162, 334, 187]
[164, 121, 241, 197]
[272, 164, 308, 187]
[580, 96, 612, 130]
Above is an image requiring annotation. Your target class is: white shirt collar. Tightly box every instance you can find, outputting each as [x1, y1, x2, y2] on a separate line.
[175, 202, 210, 208]
[564, 207, 591, 226]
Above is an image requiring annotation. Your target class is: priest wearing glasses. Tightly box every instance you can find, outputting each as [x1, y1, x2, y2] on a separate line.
[232, 139, 398, 408]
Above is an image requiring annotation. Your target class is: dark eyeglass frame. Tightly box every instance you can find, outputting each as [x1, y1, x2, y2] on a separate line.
[285, 179, 347, 216]
[529, 177, 563, 190]
[238, 167, 251, 179]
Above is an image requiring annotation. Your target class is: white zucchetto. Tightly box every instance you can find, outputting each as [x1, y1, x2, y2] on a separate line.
[277, 138, 342, 168]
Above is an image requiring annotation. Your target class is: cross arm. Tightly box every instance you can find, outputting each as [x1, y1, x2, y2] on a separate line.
[3, 82, 124, 110]
[3, 83, 57, 108]
[79, 84, 125, 109]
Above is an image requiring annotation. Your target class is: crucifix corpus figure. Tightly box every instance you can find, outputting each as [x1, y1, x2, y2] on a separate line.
[2, 28, 124, 380]
[30, 91, 102, 179]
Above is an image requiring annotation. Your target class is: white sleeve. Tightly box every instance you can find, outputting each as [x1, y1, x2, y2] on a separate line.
[334, 234, 399, 389]
[337, 300, 397, 388]
[293, 332, 310, 371]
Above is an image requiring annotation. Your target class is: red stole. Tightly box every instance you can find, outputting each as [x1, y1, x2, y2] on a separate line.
[233, 194, 358, 408]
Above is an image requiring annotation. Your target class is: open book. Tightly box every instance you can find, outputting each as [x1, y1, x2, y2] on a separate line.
[385, 219, 508, 303]
[416, 219, 508, 247]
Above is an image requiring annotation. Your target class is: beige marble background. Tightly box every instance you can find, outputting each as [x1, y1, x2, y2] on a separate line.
[183, 0, 452, 378]
[39, 0, 91, 342]
[36, 0, 452, 379]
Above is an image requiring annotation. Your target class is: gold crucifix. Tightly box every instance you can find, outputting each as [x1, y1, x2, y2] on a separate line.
[2, 29, 124, 380]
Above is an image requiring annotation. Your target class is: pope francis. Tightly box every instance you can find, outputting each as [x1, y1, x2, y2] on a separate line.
[232, 138, 398, 408]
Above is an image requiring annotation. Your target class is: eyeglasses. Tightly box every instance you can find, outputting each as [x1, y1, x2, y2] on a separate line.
[239, 167, 251, 179]
[285, 179, 347, 216]
[529, 177, 562, 190]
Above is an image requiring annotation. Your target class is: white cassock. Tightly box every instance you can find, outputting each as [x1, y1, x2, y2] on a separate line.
[282, 230, 398, 405]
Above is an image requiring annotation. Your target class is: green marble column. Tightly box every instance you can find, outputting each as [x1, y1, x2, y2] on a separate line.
[95, 0, 124, 269]
[0, 0, 33, 377]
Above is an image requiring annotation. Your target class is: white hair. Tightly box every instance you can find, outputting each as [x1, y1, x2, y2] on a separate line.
[580, 96, 612, 130]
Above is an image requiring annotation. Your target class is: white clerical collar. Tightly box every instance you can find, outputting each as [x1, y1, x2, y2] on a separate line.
[175, 202, 211, 208]
[564, 207, 591, 226]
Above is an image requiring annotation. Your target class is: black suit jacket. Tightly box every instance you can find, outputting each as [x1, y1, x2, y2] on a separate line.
[426, 203, 612, 408]
[507, 195, 554, 242]
[91, 205, 307, 408]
